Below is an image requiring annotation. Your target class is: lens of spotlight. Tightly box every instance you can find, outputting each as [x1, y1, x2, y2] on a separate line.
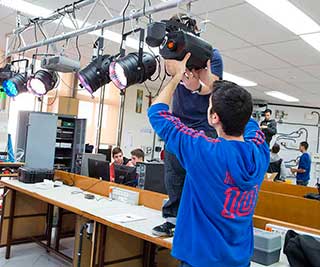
[3, 73, 27, 97]
[109, 52, 157, 90]
[27, 70, 58, 96]
[78, 55, 113, 94]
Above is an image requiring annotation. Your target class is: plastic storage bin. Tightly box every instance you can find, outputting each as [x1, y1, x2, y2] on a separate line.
[251, 228, 282, 266]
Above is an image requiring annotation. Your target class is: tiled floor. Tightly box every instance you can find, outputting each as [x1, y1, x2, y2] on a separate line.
[0, 238, 74, 267]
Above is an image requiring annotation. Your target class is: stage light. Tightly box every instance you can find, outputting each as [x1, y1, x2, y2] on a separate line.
[2, 73, 28, 97]
[78, 55, 113, 94]
[27, 70, 58, 96]
[0, 64, 13, 82]
[109, 52, 157, 90]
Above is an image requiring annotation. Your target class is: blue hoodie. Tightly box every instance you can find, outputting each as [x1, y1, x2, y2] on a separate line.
[148, 103, 269, 267]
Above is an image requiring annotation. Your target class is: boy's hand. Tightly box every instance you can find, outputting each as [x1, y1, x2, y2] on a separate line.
[291, 168, 297, 174]
[181, 70, 201, 91]
[192, 60, 216, 87]
[165, 53, 191, 80]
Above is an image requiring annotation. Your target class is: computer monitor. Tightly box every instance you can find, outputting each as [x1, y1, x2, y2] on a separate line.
[88, 159, 110, 181]
[98, 148, 112, 162]
[114, 165, 137, 186]
[137, 162, 166, 194]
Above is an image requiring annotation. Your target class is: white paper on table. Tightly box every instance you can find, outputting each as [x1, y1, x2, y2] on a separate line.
[106, 213, 146, 223]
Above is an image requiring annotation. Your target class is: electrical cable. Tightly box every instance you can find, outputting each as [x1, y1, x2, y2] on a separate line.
[72, 10, 82, 61]
[119, 0, 131, 52]
[71, 179, 103, 195]
[75, 36, 82, 61]
[155, 71, 167, 97]
[77, 222, 88, 267]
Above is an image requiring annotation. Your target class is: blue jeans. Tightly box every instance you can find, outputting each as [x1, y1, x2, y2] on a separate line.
[297, 180, 308, 186]
[162, 131, 216, 222]
[162, 150, 186, 221]
[180, 262, 192, 267]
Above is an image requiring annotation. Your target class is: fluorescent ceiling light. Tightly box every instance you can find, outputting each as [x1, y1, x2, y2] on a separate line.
[300, 32, 320, 52]
[245, 0, 320, 35]
[265, 91, 299, 102]
[223, 72, 257, 87]
[0, 0, 51, 17]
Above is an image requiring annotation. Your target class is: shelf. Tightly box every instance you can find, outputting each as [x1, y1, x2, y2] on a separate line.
[55, 157, 72, 160]
[57, 126, 75, 130]
[0, 173, 19, 177]
[0, 162, 24, 167]
[56, 138, 74, 141]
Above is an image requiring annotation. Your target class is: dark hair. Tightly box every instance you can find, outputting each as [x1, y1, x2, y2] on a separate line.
[210, 81, 253, 136]
[169, 13, 198, 33]
[131, 148, 145, 161]
[271, 143, 280, 154]
[112, 147, 123, 157]
[264, 109, 272, 115]
[300, 141, 309, 150]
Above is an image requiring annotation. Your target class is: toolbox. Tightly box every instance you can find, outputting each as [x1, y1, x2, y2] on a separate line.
[252, 228, 282, 266]
[18, 167, 54, 184]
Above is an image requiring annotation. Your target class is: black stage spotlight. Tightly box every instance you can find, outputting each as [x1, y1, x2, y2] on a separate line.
[109, 52, 157, 90]
[78, 55, 114, 94]
[27, 70, 58, 96]
[0, 64, 13, 82]
[2, 73, 28, 97]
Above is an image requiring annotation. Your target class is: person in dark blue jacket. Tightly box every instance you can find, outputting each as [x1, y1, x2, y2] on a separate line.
[152, 14, 223, 237]
[291, 141, 311, 186]
[148, 53, 269, 267]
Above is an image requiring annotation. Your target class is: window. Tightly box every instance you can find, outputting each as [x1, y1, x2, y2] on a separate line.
[77, 83, 120, 147]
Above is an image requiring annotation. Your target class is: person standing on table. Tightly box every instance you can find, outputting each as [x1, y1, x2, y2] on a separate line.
[148, 53, 269, 267]
[152, 14, 223, 237]
[291, 141, 311, 186]
[260, 109, 277, 146]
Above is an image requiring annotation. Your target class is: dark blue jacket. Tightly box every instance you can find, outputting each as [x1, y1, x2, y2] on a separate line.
[172, 49, 223, 133]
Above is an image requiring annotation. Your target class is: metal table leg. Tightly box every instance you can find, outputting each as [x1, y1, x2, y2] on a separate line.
[46, 204, 54, 251]
[5, 189, 16, 259]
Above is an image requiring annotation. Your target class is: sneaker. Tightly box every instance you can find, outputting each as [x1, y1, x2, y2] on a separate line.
[152, 222, 175, 237]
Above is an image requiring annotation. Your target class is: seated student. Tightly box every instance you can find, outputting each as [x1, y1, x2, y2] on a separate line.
[268, 143, 288, 181]
[148, 54, 269, 267]
[127, 148, 145, 167]
[291, 141, 311, 186]
[109, 147, 130, 182]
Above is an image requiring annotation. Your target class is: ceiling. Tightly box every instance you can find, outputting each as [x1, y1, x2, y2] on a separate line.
[0, 0, 320, 107]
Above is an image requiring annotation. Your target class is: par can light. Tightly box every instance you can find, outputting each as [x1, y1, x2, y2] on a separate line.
[27, 70, 58, 96]
[78, 55, 113, 94]
[109, 52, 157, 90]
[2, 73, 28, 97]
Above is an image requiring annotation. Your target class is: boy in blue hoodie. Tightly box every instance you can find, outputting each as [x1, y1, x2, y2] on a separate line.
[148, 54, 269, 267]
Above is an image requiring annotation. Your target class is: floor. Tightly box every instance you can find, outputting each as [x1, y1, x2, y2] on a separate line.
[0, 238, 73, 267]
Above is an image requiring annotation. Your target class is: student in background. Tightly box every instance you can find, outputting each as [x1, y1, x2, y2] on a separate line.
[291, 141, 311, 186]
[109, 147, 130, 182]
[127, 148, 145, 166]
[268, 143, 288, 181]
[260, 109, 277, 146]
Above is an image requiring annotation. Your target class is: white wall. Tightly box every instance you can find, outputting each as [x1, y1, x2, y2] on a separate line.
[120, 85, 163, 161]
[119, 90, 320, 186]
[266, 104, 320, 187]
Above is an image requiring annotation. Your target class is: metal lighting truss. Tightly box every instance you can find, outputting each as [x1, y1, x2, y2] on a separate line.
[5, 0, 197, 56]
